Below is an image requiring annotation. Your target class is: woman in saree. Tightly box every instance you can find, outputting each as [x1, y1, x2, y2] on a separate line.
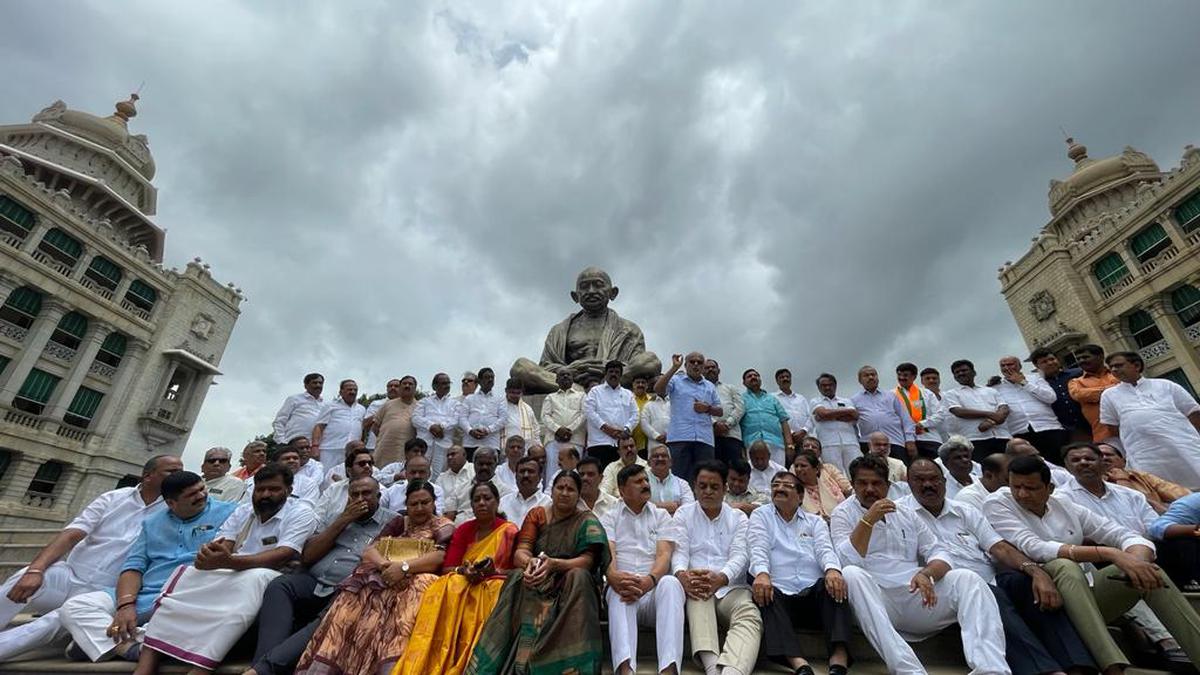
[295, 480, 453, 675]
[466, 470, 610, 675]
[793, 449, 850, 520]
[394, 482, 519, 675]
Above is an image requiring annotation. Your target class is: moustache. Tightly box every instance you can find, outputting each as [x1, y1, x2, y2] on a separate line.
[772, 489, 788, 499]
[640, 487, 651, 495]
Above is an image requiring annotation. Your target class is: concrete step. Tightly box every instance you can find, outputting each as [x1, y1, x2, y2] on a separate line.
[0, 530, 58, 546]
[0, 545, 45, 564]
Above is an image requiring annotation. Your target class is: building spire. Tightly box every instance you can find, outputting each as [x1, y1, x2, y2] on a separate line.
[1065, 136, 1088, 165]
[111, 93, 140, 126]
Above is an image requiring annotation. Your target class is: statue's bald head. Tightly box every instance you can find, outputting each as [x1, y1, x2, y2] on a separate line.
[576, 266, 612, 287]
[572, 266, 619, 314]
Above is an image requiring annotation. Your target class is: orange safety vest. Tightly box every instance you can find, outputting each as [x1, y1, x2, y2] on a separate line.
[894, 385, 926, 424]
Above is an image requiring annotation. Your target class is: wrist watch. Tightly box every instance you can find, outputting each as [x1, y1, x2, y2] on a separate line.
[400, 561, 411, 576]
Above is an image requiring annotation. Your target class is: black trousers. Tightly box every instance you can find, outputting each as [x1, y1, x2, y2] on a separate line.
[669, 441, 715, 484]
[252, 572, 335, 675]
[993, 571, 1095, 675]
[587, 444, 619, 471]
[714, 436, 745, 466]
[914, 441, 941, 462]
[1156, 538, 1200, 588]
[464, 446, 478, 462]
[970, 438, 1009, 462]
[759, 578, 853, 660]
[1016, 428, 1070, 466]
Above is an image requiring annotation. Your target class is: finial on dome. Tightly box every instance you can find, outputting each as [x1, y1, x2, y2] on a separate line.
[1065, 136, 1088, 164]
[112, 93, 139, 125]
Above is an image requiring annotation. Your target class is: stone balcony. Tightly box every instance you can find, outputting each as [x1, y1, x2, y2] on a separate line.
[41, 339, 76, 364]
[0, 318, 27, 344]
[28, 248, 72, 278]
[1100, 272, 1136, 300]
[0, 232, 22, 249]
[78, 274, 115, 301]
[1138, 338, 1172, 365]
[0, 404, 96, 448]
[1136, 243, 1179, 276]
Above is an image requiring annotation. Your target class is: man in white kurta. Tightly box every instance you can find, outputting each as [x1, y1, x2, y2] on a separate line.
[541, 371, 586, 449]
[0, 455, 180, 660]
[810, 373, 861, 476]
[311, 379, 367, 470]
[459, 368, 506, 453]
[942, 360, 1011, 460]
[601, 436, 650, 497]
[577, 458, 620, 521]
[316, 446, 385, 523]
[434, 445, 475, 521]
[746, 440, 786, 495]
[994, 356, 1067, 464]
[585, 364, 639, 469]
[1100, 352, 1200, 488]
[640, 394, 672, 449]
[647, 444, 695, 516]
[412, 372, 461, 477]
[271, 373, 324, 445]
[140, 465, 318, 673]
[498, 457, 552, 526]
[830, 455, 1009, 675]
[503, 378, 541, 446]
[773, 368, 812, 449]
[601, 464, 685, 675]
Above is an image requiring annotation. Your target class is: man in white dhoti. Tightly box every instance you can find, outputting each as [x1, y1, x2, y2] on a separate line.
[139, 463, 318, 674]
[1099, 351, 1200, 489]
[0, 454, 180, 661]
[830, 455, 1010, 675]
[412, 372, 460, 476]
[601, 463, 685, 675]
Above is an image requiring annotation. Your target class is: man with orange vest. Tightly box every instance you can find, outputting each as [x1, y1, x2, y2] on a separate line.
[894, 363, 944, 462]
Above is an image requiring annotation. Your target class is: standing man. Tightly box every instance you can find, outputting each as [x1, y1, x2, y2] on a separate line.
[413, 372, 460, 477]
[894, 363, 944, 460]
[1100, 351, 1200, 489]
[655, 352, 723, 484]
[942, 359, 1011, 461]
[585, 360, 638, 469]
[1068, 344, 1119, 443]
[1028, 347, 1088, 441]
[920, 367, 943, 399]
[541, 370, 585, 451]
[705, 360, 745, 466]
[502, 378, 541, 445]
[602, 464, 685, 675]
[0, 455, 180, 660]
[851, 365, 916, 463]
[773, 368, 811, 456]
[372, 376, 419, 467]
[200, 446, 245, 502]
[460, 367, 506, 458]
[674, 461, 761, 675]
[640, 390, 672, 453]
[994, 356, 1068, 465]
[362, 380, 398, 454]
[311, 379, 367, 470]
[632, 375, 654, 453]
[272, 373, 324, 445]
[740, 368, 791, 468]
[810, 373, 860, 475]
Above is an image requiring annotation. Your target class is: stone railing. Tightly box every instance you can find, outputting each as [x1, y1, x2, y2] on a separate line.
[0, 232, 22, 249]
[21, 491, 56, 509]
[29, 248, 73, 278]
[0, 319, 27, 344]
[119, 298, 152, 322]
[79, 275, 115, 301]
[55, 424, 91, 444]
[42, 340, 77, 363]
[88, 360, 117, 379]
[1100, 273, 1136, 300]
[1138, 339, 1172, 363]
[1137, 244, 1179, 277]
[1188, 230, 1200, 248]
[3, 407, 44, 431]
[1186, 323, 1200, 345]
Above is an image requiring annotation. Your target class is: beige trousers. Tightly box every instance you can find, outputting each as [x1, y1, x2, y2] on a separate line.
[685, 587, 762, 675]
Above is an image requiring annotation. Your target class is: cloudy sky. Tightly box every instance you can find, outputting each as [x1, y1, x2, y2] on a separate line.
[4, 1, 1200, 468]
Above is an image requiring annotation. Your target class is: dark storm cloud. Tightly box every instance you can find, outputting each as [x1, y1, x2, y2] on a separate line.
[2, 1, 1198, 463]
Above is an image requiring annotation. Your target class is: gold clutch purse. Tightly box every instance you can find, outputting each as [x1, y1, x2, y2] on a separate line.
[375, 537, 435, 563]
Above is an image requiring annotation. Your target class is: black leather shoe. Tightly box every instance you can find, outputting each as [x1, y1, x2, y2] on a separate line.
[829, 665, 850, 675]
[793, 666, 815, 675]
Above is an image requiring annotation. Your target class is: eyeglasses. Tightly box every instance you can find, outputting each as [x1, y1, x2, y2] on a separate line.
[354, 460, 375, 467]
[462, 379, 476, 383]
[204, 458, 230, 464]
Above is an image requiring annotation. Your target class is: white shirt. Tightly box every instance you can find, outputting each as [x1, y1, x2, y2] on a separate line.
[774, 391, 812, 434]
[435, 464, 476, 512]
[383, 481, 444, 513]
[994, 376, 1063, 435]
[541, 389, 586, 448]
[363, 397, 388, 450]
[829, 497, 951, 588]
[322, 463, 387, 491]
[242, 472, 321, 511]
[952, 480, 993, 510]
[205, 475, 247, 503]
[413, 393, 461, 453]
[1059, 479, 1158, 536]
[272, 391, 324, 445]
[1100, 377, 1200, 486]
[942, 385, 1012, 441]
[584, 383, 638, 448]
[499, 489, 552, 527]
[578, 491, 619, 521]
[672, 502, 750, 597]
[493, 462, 521, 493]
[601, 457, 650, 497]
[899, 495, 1003, 583]
[809, 395, 858, 447]
[314, 478, 396, 524]
[216, 499, 318, 555]
[748, 460, 787, 495]
[748, 504, 841, 595]
[648, 471, 695, 507]
[505, 399, 541, 445]
[65, 487, 165, 582]
[898, 386, 946, 444]
[639, 397, 671, 444]
[296, 459, 326, 487]
[459, 391, 506, 449]
[600, 501, 678, 575]
[1048, 462, 1072, 488]
[314, 398, 367, 467]
[714, 382, 745, 441]
[982, 488, 1154, 563]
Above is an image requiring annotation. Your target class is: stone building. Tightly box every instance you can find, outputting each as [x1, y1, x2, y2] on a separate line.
[0, 95, 242, 527]
[1000, 138, 1200, 393]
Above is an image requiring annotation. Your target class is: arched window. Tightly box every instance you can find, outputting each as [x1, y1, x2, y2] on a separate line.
[0, 286, 43, 329]
[96, 332, 127, 368]
[0, 195, 35, 241]
[28, 461, 64, 496]
[1176, 191, 1200, 233]
[84, 256, 122, 292]
[1093, 253, 1130, 290]
[64, 386, 104, 428]
[1171, 285, 1200, 328]
[125, 279, 157, 314]
[1128, 223, 1171, 263]
[50, 311, 87, 350]
[13, 368, 60, 415]
[1127, 310, 1164, 348]
[37, 228, 83, 267]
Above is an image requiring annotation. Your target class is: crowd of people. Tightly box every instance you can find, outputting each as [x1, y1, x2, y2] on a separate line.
[2, 343, 1200, 675]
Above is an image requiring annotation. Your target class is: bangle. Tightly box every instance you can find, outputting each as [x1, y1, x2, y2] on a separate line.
[859, 518, 874, 529]
[116, 601, 135, 611]
[1019, 561, 1041, 574]
[1066, 545, 1076, 561]
[647, 573, 658, 586]
[25, 568, 43, 576]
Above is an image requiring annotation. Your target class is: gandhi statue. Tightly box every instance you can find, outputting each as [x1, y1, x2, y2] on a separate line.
[511, 266, 661, 394]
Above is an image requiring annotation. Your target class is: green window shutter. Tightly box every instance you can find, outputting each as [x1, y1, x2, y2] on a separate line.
[0, 196, 35, 234]
[1161, 369, 1198, 400]
[1127, 310, 1163, 348]
[3, 287, 42, 317]
[56, 312, 87, 339]
[0, 354, 10, 375]
[1093, 253, 1129, 289]
[41, 228, 82, 261]
[1177, 191, 1200, 232]
[128, 280, 157, 304]
[1128, 310, 1155, 335]
[1172, 285, 1200, 327]
[66, 387, 104, 420]
[86, 256, 122, 284]
[16, 369, 60, 404]
[1129, 223, 1168, 259]
[100, 332, 127, 356]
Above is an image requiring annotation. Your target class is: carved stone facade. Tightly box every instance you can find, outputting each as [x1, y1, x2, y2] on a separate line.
[1000, 138, 1200, 393]
[0, 96, 242, 527]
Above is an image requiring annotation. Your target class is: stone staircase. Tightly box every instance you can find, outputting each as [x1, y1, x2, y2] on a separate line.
[0, 529, 58, 579]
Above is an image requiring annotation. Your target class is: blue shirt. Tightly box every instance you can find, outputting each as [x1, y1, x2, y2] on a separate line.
[119, 497, 238, 615]
[666, 373, 722, 445]
[851, 388, 915, 445]
[740, 389, 789, 447]
[1045, 367, 1085, 431]
[1149, 492, 1200, 540]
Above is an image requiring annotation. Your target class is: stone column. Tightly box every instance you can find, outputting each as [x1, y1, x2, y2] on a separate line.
[43, 321, 113, 423]
[0, 456, 47, 506]
[0, 271, 20, 299]
[17, 221, 50, 254]
[90, 337, 150, 434]
[1147, 296, 1200, 386]
[1099, 318, 1131, 353]
[0, 299, 70, 405]
[177, 372, 215, 431]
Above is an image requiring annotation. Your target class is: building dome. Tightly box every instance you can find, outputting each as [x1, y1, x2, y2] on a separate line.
[31, 94, 156, 180]
[1047, 137, 1158, 218]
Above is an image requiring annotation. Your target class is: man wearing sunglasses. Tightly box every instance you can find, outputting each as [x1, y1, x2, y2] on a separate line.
[201, 447, 245, 503]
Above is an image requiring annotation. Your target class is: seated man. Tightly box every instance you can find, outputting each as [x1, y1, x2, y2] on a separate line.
[953, 453, 1008, 510]
[674, 461, 761, 675]
[138, 463, 319, 674]
[383, 455, 444, 513]
[248, 476, 395, 675]
[601, 464, 684, 675]
[902, 459, 1094, 675]
[288, 436, 325, 485]
[434, 445, 475, 516]
[647, 444, 695, 516]
[315, 446, 380, 523]
[600, 436, 650, 497]
[498, 456, 552, 526]
[1006, 438, 1070, 486]
[746, 440, 786, 495]
[985, 455, 1200, 671]
[376, 437, 429, 487]
[243, 446, 320, 509]
[60, 472, 236, 662]
[0, 455, 180, 661]
[547, 444, 581, 490]
[830, 455, 1009, 674]
[936, 435, 978, 501]
[1149, 492, 1200, 591]
[200, 446, 246, 502]
[1099, 441, 1190, 515]
[577, 458, 619, 520]
[748, 470, 849, 675]
[450, 447, 514, 525]
[724, 458, 766, 515]
[494, 435, 527, 492]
